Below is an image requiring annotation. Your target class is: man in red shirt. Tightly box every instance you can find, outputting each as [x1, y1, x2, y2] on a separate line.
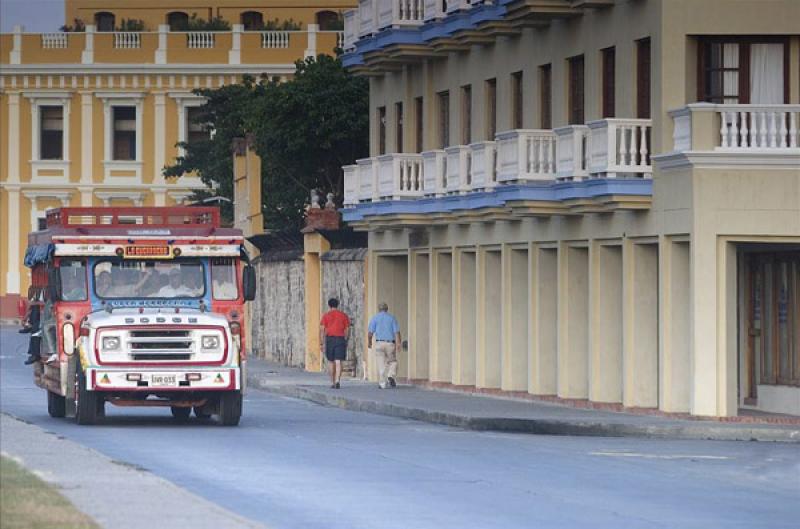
[320, 298, 350, 389]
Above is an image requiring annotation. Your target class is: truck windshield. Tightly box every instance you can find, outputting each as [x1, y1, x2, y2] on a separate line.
[60, 260, 87, 301]
[94, 260, 205, 299]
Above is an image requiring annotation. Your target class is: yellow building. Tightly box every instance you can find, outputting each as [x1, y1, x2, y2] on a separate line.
[0, 0, 353, 317]
[340, 0, 800, 417]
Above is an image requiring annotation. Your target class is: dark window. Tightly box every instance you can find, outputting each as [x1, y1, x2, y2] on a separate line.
[539, 64, 551, 129]
[511, 71, 523, 129]
[37, 218, 47, 230]
[378, 106, 386, 155]
[568, 55, 585, 125]
[316, 10, 342, 31]
[95, 12, 116, 32]
[602, 47, 616, 118]
[187, 106, 209, 144]
[40, 106, 63, 160]
[415, 96, 423, 153]
[167, 11, 189, 31]
[438, 90, 450, 149]
[485, 78, 496, 139]
[240, 11, 264, 30]
[395, 102, 403, 153]
[461, 84, 472, 145]
[113, 106, 136, 161]
[636, 38, 651, 119]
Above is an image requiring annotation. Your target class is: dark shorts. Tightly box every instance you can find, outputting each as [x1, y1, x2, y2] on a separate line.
[325, 336, 347, 362]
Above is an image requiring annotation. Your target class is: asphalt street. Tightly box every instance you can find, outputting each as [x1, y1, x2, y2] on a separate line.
[1, 326, 799, 529]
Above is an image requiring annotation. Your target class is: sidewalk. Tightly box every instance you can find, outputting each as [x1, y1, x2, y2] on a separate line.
[245, 358, 800, 443]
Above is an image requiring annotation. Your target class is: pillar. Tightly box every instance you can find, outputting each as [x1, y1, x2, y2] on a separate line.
[80, 91, 93, 186]
[408, 252, 430, 380]
[588, 242, 623, 403]
[430, 250, 453, 382]
[502, 246, 528, 391]
[659, 237, 691, 412]
[304, 232, 330, 372]
[453, 249, 476, 386]
[477, 248, 501, 388]
[557, 243, 589, 399]
[529, 245, 558, 395]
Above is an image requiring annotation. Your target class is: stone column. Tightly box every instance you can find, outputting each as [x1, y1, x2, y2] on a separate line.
[229, 24, 243, 65]
[10, 25, 22, 64]
[82, 25, 95, 64]
[80, 91, 93, 185]
[155, 24, 168, 64]
[304, 23, 318, 59]
[5, 187, 22, 294]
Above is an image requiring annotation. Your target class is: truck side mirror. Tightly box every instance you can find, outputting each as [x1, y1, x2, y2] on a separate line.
[47, 267, 62, 302]
[242, 265, 256, 301]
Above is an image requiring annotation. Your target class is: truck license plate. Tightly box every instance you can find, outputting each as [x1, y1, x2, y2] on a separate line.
[151, 374, 177, 387]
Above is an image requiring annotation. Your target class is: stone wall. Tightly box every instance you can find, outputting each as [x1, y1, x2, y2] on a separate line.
[321, 249, 367, 378]
[250, 257, 306, 367]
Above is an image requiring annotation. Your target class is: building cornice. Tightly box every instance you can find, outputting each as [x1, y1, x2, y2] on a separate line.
[653, 151, 800, 171]
[0, 64, 298, 75]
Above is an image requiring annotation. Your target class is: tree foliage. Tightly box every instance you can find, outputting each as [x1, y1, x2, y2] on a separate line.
[163, 55, 369, 230]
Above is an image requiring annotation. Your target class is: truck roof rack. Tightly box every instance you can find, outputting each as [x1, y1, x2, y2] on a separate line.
[45, 207, 221, 229]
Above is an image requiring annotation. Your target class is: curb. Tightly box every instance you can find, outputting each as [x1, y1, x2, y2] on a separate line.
[247, 375, 800, 443]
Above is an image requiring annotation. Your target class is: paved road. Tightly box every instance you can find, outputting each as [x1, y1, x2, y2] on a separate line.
[1, 326, 799, 529]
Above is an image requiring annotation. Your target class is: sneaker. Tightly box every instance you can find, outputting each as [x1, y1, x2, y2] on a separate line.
[378, 382, 387, 389]
[388, 377, 396, 388]
[45, 354, 58, 364]
[18, 327, 32, 334]
[24, 355, 38, 365]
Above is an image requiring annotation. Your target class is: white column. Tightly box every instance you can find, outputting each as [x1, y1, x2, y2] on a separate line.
[228, 24, 243, 65]
[5, 187, 21, 294]
[304, 24, 318, 59]
[154, 93, 166, 184]
[135, 100, 144, 162]
[102, 100, 112, 162]
[79, 187, 93, 206]
[80, 92, 93, 184]
[26, 194, 39, 232]
[30, 101, 40, 162]
[7, 93, 20, 183]
[10, 25, 22, 64]
[82, 24, 95, 64]
[155, 24, 168, 65]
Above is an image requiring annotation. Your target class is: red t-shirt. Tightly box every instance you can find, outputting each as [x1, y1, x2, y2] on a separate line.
[321, 309, 350, 337]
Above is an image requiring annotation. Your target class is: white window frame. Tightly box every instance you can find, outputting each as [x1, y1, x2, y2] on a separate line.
[22, 190, 72, 231]
[97, 91, 145, 182]
[169, 92, 208, 158]
[23, 91, 72, 182]
[95, 191, 144, 207]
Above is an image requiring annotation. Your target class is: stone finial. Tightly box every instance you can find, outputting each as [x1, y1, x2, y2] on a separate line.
[310, 189, 321, 209]
[324, 193, 336, 210]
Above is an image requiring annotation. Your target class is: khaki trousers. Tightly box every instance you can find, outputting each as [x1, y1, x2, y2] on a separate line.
[373, 341, 397, 385]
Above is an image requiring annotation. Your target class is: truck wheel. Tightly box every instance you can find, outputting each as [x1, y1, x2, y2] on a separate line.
[218, 391, 242, 426]
[47, 391, 66, 418]
[75, 368, 98, 425]
[170, 406, 191, 421]
[193, 406, 212, 419]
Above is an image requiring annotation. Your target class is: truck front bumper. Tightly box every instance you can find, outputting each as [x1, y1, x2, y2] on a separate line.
[87, 367, 241, 392]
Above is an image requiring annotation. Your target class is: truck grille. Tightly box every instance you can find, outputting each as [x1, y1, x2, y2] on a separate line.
[128, 330, 194, 361]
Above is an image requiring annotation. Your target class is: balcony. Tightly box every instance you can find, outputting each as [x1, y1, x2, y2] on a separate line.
[2, 24, 342, 67]
[342, 118, 653, 222]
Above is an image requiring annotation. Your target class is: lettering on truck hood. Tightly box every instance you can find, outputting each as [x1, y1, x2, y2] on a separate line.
[84, 307, 229, 329]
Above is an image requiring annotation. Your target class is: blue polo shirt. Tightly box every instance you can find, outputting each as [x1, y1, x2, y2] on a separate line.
[368, 312, 400, 341]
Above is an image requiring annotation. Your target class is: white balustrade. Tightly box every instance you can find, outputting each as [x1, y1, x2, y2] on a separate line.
[379, 0, 425, 28]
[377, 154, 424, 199]
[495, 130, 557, 182]
[423, 0, 446, 20]
[41, 33, 68, 49]
[717, 105, 800, 150]
[587, 119, 652, 178]
[187, 31, 215, 49]
[444, 146, 472, 193]
[554, 125, 590, 180]
[336, 31, 345, 49]
[343, 164, 359, 207]
[343, 10, 358, 50]
[469, 141, 497, 190]
[113, 32, 141, 49]
[261, 31, 290, 48]
[357, 157, 379, 201]
[422, 150, 447, 196]
[359, 0, 378, 37]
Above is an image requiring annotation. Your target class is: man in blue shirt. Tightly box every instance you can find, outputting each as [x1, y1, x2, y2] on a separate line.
[368, 302, 401, 389]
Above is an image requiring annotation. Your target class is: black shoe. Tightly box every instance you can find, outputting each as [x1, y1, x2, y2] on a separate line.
[330, 384, 336, 389]
[335, 382, 340, 389]
[24, 355, 38, 365]
[388, 377, 396, 388]
[18, 327, 32, 334]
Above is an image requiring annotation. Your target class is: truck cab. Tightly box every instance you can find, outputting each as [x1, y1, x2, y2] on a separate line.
[25, 207, 255, 425]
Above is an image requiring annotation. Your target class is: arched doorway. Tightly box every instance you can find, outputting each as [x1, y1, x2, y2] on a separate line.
[240, 11, 263, 30]
[166, 11, 189, 31]
[315, 10, 342, 30]
[94, 11, 115, 32]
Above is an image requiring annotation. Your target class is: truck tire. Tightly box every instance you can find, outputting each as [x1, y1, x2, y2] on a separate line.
[218, 391, 242, 426]
[170, 406, 191, 421]
[75, 367, 98, 425]
[47, 390, 66, 418]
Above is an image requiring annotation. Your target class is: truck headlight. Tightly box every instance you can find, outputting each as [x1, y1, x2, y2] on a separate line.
[102, 336, 121, 351]
[63, 323, 75, 356]
[201, 335, 220, 350]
